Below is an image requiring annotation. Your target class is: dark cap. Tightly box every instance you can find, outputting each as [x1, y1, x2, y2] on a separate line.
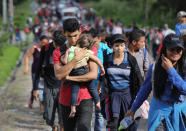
[163, 34, 184, 50]
[111, 34, 126, 45]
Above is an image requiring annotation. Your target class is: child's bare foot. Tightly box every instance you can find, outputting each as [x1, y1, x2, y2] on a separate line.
[95, 101, 101, 111]
[69, 106, 76, 118]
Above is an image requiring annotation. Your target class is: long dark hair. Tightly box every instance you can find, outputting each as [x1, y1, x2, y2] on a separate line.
[154, 34, 185, 98]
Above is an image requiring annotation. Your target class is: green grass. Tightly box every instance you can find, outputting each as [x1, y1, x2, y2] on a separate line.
[0, 32, 12, 56]
[0, 46, 20, 87]
[0, 0, 33, 88]
[0, 0, 34, 30]
[14, 0, 34, 30]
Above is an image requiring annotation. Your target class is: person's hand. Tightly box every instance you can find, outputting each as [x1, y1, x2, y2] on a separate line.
[161, 54, 173, 71]
[100, 65, 105, 76]
[61, 49, 69, 65]
[34, 90, 40, 101]
[125, 110, 135, 121]
[24, 67, 29, 75]
[97, 85, 101, 94]
[65, 75, 70, 80]
[74, 48, 87, 63]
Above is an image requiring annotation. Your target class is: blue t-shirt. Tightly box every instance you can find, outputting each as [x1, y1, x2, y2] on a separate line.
[94, 42, 112, 88]
[106, 52, 131, 90]
[175, 22, 186, 35]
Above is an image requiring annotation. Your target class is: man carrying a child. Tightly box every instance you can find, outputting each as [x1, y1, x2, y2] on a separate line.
[53, 18, 99, 131]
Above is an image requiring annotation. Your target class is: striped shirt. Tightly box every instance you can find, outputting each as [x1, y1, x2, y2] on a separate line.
[106, 52, 131, 90]
[133, 49, 150, 78]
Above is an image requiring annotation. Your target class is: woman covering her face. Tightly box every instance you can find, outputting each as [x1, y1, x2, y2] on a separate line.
[126, 33, 186, 131]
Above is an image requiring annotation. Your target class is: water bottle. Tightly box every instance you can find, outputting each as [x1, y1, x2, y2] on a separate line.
[118, 116, 133, 130]
[118, 108, 142, 130]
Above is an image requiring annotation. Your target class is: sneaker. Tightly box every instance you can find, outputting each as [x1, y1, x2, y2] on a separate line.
[106, 118, 119, 129]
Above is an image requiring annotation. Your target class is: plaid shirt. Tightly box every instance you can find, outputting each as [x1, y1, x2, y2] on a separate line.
[133, 49, 150, 78]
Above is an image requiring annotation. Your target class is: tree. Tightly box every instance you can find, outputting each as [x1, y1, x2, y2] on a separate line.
[2, 0, 7, 24]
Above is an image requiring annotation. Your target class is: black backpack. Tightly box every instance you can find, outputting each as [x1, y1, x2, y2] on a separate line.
[100, 49, 112, 120]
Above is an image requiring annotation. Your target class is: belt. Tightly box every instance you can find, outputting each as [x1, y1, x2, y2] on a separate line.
[110, 87, 130, 92]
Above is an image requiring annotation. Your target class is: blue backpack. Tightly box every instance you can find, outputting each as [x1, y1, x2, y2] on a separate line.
[143, 47, 147, 63]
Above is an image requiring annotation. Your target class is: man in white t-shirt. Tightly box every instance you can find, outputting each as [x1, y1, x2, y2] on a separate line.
[112, 22, 123, 34]
[162, 24, 175, 37]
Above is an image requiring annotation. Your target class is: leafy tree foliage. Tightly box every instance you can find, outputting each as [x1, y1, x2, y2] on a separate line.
[85, 0, 186, 28]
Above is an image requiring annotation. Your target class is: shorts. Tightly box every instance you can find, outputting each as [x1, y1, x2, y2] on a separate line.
[39, 89, 44, 102]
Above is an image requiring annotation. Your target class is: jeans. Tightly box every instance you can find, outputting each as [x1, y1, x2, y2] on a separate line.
[71, 80, 100, 106]
[43, 85, 62, 126]
[94, 108, 104, 131]
[108, 88, 140, 131]
[155, 119, 166, 131]
[61, 99, 93, 131]
[70, 66, 100, 105]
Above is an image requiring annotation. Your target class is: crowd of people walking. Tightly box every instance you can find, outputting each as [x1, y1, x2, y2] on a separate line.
[22, 0, 186, 131]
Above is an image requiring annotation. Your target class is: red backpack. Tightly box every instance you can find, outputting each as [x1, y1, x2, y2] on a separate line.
[25, 27, 29, 33]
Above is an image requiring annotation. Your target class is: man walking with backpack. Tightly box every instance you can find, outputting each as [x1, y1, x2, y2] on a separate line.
[33, 31, 65, 131]
[128, 29, 151, 79]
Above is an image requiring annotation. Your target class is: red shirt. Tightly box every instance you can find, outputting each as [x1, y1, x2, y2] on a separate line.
[53, 46, 97, 106]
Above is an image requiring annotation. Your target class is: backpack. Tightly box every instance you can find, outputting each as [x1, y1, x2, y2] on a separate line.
[143, 47, 148, 69]
[100, 49, 112, 120]
[43, 42, 55, 68]
[143, 47, 147, 63]
[25, 27, 29, 33]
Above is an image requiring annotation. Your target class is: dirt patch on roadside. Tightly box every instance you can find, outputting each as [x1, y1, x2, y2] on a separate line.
[0, 57, 50, 131]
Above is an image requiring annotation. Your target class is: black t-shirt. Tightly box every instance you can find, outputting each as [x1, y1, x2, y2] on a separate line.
[33, 42, 61, 90]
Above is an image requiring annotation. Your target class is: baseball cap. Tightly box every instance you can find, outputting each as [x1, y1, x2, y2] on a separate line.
[163, 34, 184, 49]
[80, 24, 90, 32]
[177, 11, 186, 17]
[111, 34, 126, 45]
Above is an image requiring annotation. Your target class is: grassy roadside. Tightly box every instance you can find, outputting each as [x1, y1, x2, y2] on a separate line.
[0, 0, 34, 31]
[14, 0, 35, 30]
[0, 45, 20, 87]
[0, 0, 34, 88]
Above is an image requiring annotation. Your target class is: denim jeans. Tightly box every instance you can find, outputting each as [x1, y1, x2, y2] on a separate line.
[94, 93, 104, 131]
[70, 66, 100, 106]
[94, 108, 104, 131]
[43, 86, 62, 126]
[155, 119, 167, 131]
